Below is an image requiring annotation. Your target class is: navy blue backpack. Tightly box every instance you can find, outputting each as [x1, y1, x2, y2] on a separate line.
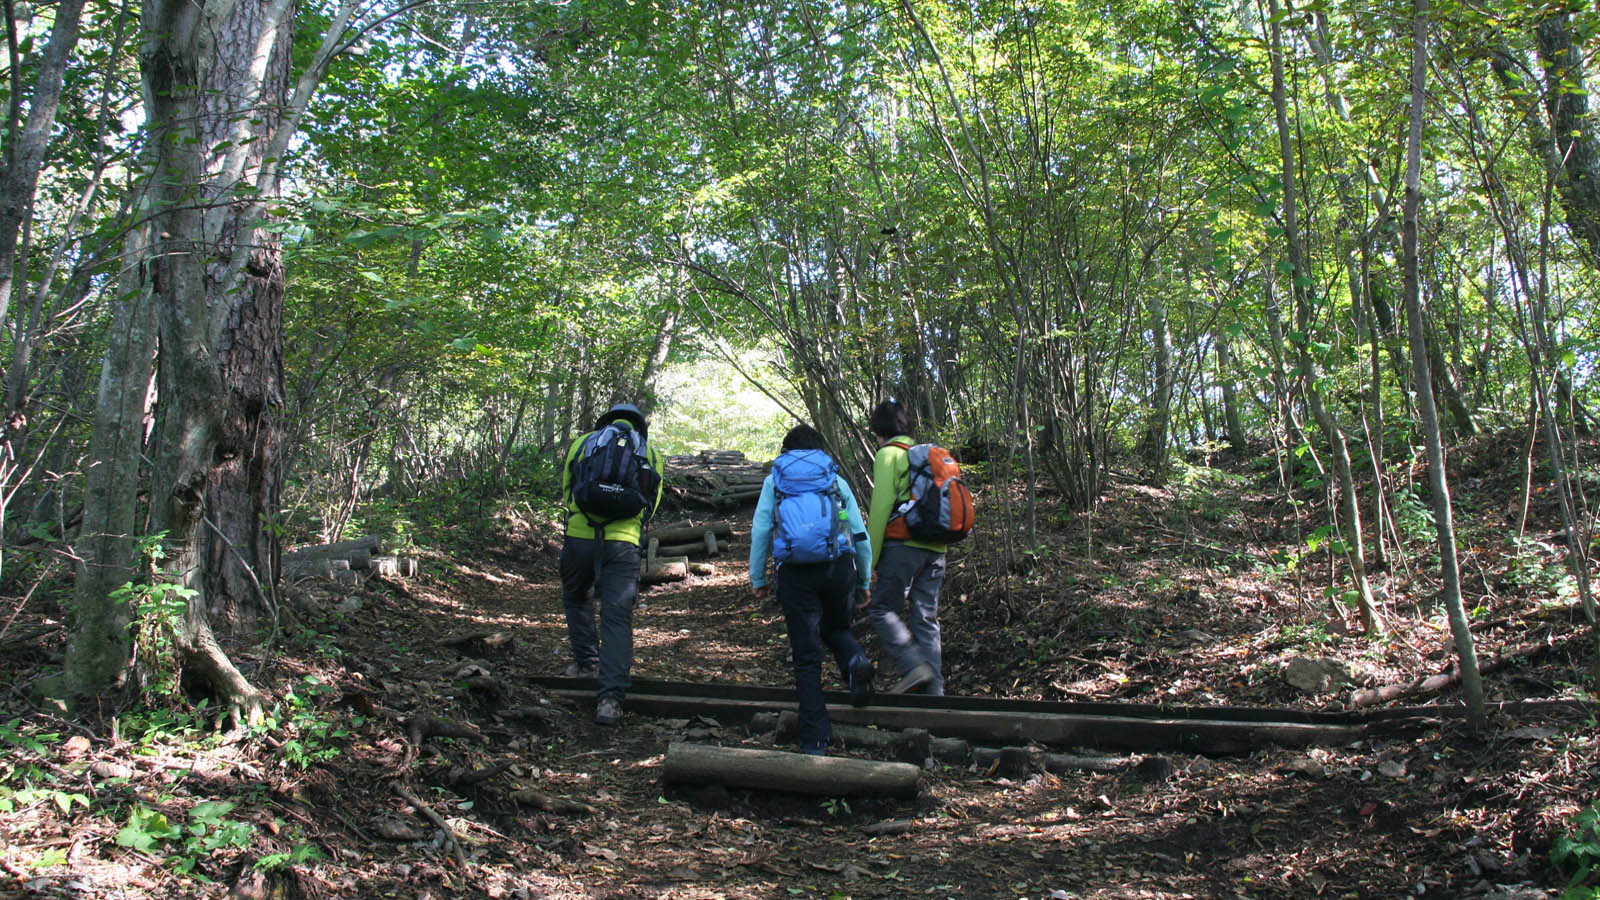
[770, 449, 848, 564]
[570, 422, 658, 528]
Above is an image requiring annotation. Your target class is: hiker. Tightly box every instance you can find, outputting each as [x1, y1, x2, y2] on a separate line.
[559, 402, 665, 726]
[863, 399, 953, 695]
[749, 424, 876, 756]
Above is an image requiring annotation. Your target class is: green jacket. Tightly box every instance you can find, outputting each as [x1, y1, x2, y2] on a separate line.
[867, 435, 948, 567]
[560, 424, 665, 545]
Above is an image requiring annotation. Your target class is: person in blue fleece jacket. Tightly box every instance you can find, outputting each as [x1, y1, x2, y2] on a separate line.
[748, 424, 875, 756]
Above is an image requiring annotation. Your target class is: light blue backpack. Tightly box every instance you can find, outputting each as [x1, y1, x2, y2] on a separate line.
[770, 449, 847, 564]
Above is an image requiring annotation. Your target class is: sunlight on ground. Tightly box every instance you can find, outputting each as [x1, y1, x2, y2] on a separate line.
[650, 345, 799, 461]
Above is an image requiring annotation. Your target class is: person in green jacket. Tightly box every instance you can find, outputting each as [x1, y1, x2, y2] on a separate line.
[559, 403, 665, 725]
[862, 399, 947, 695]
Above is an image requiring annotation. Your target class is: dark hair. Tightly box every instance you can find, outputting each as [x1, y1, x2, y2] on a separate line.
[868, 400, 912, 440]
[781, 424, 827, 452]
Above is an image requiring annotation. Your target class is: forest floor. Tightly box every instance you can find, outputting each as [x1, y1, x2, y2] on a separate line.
[3, 429, 1599, 900]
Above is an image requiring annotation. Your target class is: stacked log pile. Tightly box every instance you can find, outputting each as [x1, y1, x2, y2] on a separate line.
[640, 519, 737, 585]
[282, 535, 419, 584]
[665, 450, 769, 509]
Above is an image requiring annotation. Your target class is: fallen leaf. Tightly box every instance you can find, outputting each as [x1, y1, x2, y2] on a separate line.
[582, 843, 619, 861]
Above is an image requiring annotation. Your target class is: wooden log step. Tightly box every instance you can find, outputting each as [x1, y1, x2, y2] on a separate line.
[663, 742, 920, 798]
[547, 689, 1365, 755]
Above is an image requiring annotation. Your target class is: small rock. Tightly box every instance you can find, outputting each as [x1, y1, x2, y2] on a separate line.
[1282, 757, 1326, 777]
[89, 761, 136, 779]
[1284, 657, 1353, 692]
[1469, 850, 1503, 874]
[1378, 759, 1407, 779]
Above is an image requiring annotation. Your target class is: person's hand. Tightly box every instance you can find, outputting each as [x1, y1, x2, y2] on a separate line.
[753, 585, 770, 601]
[854, 586, 870, 612]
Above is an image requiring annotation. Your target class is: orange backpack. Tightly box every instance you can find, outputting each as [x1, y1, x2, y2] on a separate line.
[885, 442, 974, 544]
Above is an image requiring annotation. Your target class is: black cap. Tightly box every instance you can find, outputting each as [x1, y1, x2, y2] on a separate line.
[597, 402, 648, 435]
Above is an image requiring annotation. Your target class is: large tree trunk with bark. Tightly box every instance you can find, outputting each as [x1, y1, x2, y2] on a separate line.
[134, 0, 303, 720]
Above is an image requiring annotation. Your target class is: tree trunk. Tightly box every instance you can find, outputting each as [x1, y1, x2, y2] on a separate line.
[0, 0, 88, 327]
[637, 302, 679, 412]
[1481, 44, 1600, 638]
[64, 226, 157, 701]
[1400, 0, 1483, 727]
[1216, 332, 1246, 447]
[1140, 288, 1175, 482]
[1534, 12, 1600, 267]
[1266, 0, 1383, 635]
[133, 0, 319, 721]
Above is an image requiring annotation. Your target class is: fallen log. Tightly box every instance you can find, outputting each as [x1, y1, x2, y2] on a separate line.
[282, 557, 349, 576]
[647, 522, 734, 544]
[284, 546, 371, 571]
[510, 788, 597, 816]
[1040, 752, 1148, 775]
[284, 536, 380, 557]
[756, 712, 932, 765]
[640, 556, 690, 584]
[438, 631, 516, 654]
[663, 742, 920, 797]
[0, 624, 61, 651]
[655, 538, 736, 558]
[973, 746, 1033, 779]
[1348, 638, 1551, 708]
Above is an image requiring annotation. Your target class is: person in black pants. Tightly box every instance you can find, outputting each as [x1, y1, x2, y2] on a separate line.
[748, 425, 875, 756]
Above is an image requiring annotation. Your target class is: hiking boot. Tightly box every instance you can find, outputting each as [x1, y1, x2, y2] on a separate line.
[594, 697, 623, 726]
[800, 741, 827, 757]
[848, 655, 875, 708]
[564, 662, 598, 679]
[887, 663, 934, 695]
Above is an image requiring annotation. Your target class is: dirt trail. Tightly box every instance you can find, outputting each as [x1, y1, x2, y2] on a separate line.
[6, 459, 1595, 900]
[353, 538, 1580, 900]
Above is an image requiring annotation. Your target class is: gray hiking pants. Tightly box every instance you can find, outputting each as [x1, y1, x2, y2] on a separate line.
[868, 542, 947, 695]
[560, 536, 640, 700]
